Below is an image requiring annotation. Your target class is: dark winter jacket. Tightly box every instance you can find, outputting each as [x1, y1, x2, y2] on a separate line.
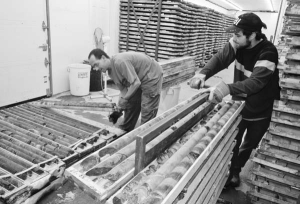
[200, 38, 280, 119]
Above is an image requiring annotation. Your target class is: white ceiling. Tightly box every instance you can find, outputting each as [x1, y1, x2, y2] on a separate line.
[208, 0, 282, 12]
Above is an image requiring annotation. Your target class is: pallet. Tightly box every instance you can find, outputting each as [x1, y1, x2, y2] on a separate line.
[119, 36, 186, 49]
[281, 88, 300, 101]
[280, 77, 300, 90]
[119, 13, 188, 26]
[272, 110, 300, 127]
[119, 44, 186, 56]
[252, 150, 300, 177]
[269, 121, 300, 142]
[249, 148, 300, 204]
[286, 36, 300, 46]
[119, 23, 189, 34]
[263, 134, 300, 154]
[119, 25, 189, 37]
[273, 99, 300, 115]
[260, 139, 300, 165]
[162, 73, 195, 90]
[159, 56, 196, 71]
[119, 32, 187, 44]
[261, 136, 300, 163]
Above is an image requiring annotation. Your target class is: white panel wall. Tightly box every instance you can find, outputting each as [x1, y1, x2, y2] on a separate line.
[274, 0, 288, 45]
[108, 0, 121, 56]
[50, 0, 120, 94]
[0, 0, 49, 107]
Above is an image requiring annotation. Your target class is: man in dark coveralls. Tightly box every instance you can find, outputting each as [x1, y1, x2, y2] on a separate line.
[189, 13, 280, 187]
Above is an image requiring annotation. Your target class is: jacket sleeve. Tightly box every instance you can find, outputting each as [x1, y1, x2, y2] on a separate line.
[227, 50, 278, 95]
[200, 38, 236, 80]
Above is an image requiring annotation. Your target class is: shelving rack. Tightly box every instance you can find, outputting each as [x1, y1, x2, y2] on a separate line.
[119, 0, 234, 68]
[248, 1, 300, 203]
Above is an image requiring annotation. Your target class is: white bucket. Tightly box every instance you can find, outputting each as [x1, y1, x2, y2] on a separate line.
[160, 85, 181, 111]
[67, 63, 91, 96]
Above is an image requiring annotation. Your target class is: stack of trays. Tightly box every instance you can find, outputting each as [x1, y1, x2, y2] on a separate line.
[0, 103, 121, 203]
[66, 96, 244, 204]
[248, 2, 300, 203]
[160, 56, 196, 90]
[118, 0, 234, 68]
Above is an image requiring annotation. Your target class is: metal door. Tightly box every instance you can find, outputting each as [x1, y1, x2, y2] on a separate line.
[0, 0, 50, 107]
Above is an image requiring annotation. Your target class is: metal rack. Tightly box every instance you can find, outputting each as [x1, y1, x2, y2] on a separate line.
[248, 1, 300, 203]
[0, 102, 120, 203]
[119, 0, 234, 67]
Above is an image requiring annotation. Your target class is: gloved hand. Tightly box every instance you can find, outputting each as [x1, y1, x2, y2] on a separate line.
[188, 73, 206, 89]
[200, 81, 230, 103]
[109, 107, 123, 124]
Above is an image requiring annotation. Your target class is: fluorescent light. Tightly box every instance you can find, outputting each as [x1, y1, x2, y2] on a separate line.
[269, 0, 274, 12]
[221, 0, 243, 11]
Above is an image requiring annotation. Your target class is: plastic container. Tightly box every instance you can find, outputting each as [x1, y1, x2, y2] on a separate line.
[160, 85, 181, 111]
[67, 63, 91, 96]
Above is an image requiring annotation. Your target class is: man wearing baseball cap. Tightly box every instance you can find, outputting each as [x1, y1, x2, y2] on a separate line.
[189, 13, 280, 188]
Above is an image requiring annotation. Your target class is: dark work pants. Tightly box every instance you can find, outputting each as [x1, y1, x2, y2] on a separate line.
[119, 88, 160, 132]
[229, 117, 271, 177]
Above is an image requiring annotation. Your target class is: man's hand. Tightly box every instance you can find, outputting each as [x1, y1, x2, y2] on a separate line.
[109, 110, 123, 124]
[200, 81, 230, 103]
[188, 73, 206, 89]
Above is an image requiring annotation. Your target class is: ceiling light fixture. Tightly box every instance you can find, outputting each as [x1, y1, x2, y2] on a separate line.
[221, 0, 243, 11]
[269, 0, 275, 12]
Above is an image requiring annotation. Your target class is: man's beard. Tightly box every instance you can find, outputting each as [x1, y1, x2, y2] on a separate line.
[237, 39, 251, 50]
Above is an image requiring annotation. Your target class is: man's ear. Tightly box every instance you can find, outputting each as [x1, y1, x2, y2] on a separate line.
[249, 32, 256, 41]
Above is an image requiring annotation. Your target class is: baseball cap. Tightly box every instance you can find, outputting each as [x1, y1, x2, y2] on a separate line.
[225, 13, 266, 33]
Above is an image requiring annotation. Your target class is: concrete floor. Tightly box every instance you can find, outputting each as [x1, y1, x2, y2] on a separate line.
[38, 64, 254, 204]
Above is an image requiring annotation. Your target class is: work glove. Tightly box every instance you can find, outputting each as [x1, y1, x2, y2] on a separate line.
[188, 73, 206, 89]
[109, 105, 124, 124]
[200, 81, 230, 104]
[109, 109, 123, 124]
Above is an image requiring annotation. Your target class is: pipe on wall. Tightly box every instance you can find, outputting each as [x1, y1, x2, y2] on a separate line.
[273, 0, 284, 44]
[46, 0, 53, 96]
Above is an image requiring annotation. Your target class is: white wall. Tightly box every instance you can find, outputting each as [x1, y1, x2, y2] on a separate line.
[108, 0, 121, 56]
[274, 0, 288, 45]
[49, 0, 120, 94]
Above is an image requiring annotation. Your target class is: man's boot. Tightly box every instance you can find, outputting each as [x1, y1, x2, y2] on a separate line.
[230, 173, 241, 187]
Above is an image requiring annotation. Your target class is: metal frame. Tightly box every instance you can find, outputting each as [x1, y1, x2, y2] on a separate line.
[45, 0, 53, 96]
[126, 0, 162, 60]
